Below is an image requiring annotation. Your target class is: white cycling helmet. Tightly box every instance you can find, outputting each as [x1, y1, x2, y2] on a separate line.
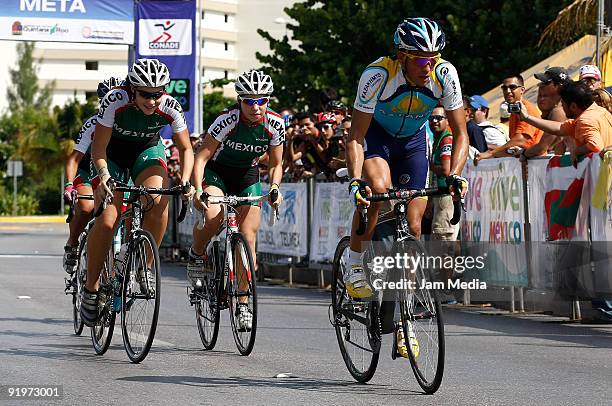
[235, 70, 274, 96]
[394, 17, 446, 53]
[128, 58, 170, 88]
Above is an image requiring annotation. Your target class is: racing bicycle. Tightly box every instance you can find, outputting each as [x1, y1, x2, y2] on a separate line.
[189, 191, 278, 356]
[87, 179, 188, 362]
[330, 172, 461, 393]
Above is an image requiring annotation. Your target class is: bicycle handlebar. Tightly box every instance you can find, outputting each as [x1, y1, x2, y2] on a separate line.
[93, 178, 190, 223]
[66, 192, 94, 223]
[196, 192, 279, 229]
[356, 186, 464, 236]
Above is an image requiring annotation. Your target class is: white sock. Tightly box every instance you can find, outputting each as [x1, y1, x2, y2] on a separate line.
[348, 249, 362, 269]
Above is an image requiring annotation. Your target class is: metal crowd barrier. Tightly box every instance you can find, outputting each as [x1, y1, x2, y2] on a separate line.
[162, 155, 612, 317]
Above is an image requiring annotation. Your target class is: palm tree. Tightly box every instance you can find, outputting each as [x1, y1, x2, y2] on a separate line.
[538, 0, 609, 56]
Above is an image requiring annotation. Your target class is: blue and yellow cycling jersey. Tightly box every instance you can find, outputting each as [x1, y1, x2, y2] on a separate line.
[353, 55, 463, 138]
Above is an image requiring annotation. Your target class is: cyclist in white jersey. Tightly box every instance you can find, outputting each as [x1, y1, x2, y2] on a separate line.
[345, 18, 469, 300]
[62, 77, 123, 275]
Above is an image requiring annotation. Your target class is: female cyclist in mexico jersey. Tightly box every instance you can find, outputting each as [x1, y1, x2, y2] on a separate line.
[189, 70, 284, 331]
[80, 58, 194, 327]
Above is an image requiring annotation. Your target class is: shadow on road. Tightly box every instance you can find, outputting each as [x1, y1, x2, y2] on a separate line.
[445, 310, 612, 349]
[117, 374, 425, 396]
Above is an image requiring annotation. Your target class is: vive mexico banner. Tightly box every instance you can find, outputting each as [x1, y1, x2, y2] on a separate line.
[462, 158, 528, 287]
[136, 0, 197, 135]
[0, 0, 134, 44]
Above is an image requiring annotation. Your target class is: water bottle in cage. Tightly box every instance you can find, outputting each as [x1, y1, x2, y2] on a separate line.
[228, 211, 238, 232]
[113, 272, 123, 312]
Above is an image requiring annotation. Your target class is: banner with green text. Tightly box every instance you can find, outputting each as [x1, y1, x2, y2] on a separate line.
[462, 158, 528, 287]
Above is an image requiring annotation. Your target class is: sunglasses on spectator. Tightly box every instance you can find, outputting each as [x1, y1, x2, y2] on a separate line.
[321, 123, 334, 130]
[429, 115, 446, 122]
[500, 84, 521, 91]
[400, 51, 440, 67]
[240, 97, 269, 106]
[137, 89, 165, 100]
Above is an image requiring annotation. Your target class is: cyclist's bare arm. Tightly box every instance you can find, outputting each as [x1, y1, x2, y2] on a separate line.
[445, 107, 469, 177]
[172, 128, 194, 187]
[91, 123, 113, 196]
[267, 144, 283, 186]
[347, 109, 374, 180]
[65, 150, 84, 183]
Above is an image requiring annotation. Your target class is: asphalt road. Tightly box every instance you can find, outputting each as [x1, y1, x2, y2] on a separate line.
[0, 222, 611, 406]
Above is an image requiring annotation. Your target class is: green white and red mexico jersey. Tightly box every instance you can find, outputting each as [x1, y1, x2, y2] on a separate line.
[207, 104, 285, 168]
[96, 87, 187, 168]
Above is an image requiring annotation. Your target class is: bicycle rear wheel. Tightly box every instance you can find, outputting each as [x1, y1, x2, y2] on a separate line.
[331, 236, 380, 383]
[92, 248, 116, 355]
[227, 232, 257, 356]
[73, 233, 87, 336]
[398, 241, 445, 393]
[121, 230, 161, 363]
[195, 241, 221, 350]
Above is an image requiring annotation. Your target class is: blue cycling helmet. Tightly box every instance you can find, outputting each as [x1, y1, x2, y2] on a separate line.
[97, 76, 124, 99]
[394, 17, 446, 52]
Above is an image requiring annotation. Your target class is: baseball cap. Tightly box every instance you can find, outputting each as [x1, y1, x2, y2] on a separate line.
[316, 112, 336, 124]
[534, 67, 569, 85]
[468, 95, 489, 110]
[579, 64, 601, 80]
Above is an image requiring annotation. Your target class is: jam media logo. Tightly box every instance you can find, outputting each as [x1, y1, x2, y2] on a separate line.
[149, 20, 179, 50]
[12, 21, 23, 35]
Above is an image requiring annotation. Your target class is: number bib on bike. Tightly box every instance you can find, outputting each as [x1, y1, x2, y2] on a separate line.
[208, 105, 285, 168]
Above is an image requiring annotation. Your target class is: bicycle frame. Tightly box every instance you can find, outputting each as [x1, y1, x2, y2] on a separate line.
[198, 194, 270, 292]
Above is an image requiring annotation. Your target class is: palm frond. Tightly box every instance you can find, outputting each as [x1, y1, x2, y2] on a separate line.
[538, 0, 597, 49]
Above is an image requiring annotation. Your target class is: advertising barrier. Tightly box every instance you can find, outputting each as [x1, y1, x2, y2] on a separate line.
[170, 155, 611, 300]
[1, 0, 134, 44]
[258, 183, 309, 257]
[309, 182, 353, 262]
[461, 158, 528, 287]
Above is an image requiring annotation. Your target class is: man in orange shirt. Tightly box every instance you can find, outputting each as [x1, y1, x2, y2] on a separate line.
[474, 74, 543, 164]
[519, 80, 612, 164]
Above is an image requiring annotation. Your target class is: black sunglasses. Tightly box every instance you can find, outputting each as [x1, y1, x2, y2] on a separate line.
[429, 115, 446, 122]
[500, 84, 521, 91]
[137, 89, 165, 100]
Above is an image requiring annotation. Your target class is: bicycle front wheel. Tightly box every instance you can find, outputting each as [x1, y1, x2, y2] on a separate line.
[195, 241, 221, 350]
[121, 230, 161, 363]
[331, 236, 380, 383]
[92, 248, 116, 355]
[398, 241, 445, 393]
[227, 232, 257, 356]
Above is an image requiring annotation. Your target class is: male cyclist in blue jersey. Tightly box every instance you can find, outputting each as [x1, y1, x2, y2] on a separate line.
[345, 17, 469, 300]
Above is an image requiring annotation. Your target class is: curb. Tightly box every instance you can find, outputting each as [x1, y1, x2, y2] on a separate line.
[0, 216, 66, 224]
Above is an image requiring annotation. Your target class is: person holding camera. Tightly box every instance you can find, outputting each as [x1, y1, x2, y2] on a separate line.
[518, 80, 612, 165]
[519, 68, 570, 159]
[474, 74, 543, 164]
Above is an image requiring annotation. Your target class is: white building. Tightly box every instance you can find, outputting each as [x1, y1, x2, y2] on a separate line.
[0, 0, 295, 112]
